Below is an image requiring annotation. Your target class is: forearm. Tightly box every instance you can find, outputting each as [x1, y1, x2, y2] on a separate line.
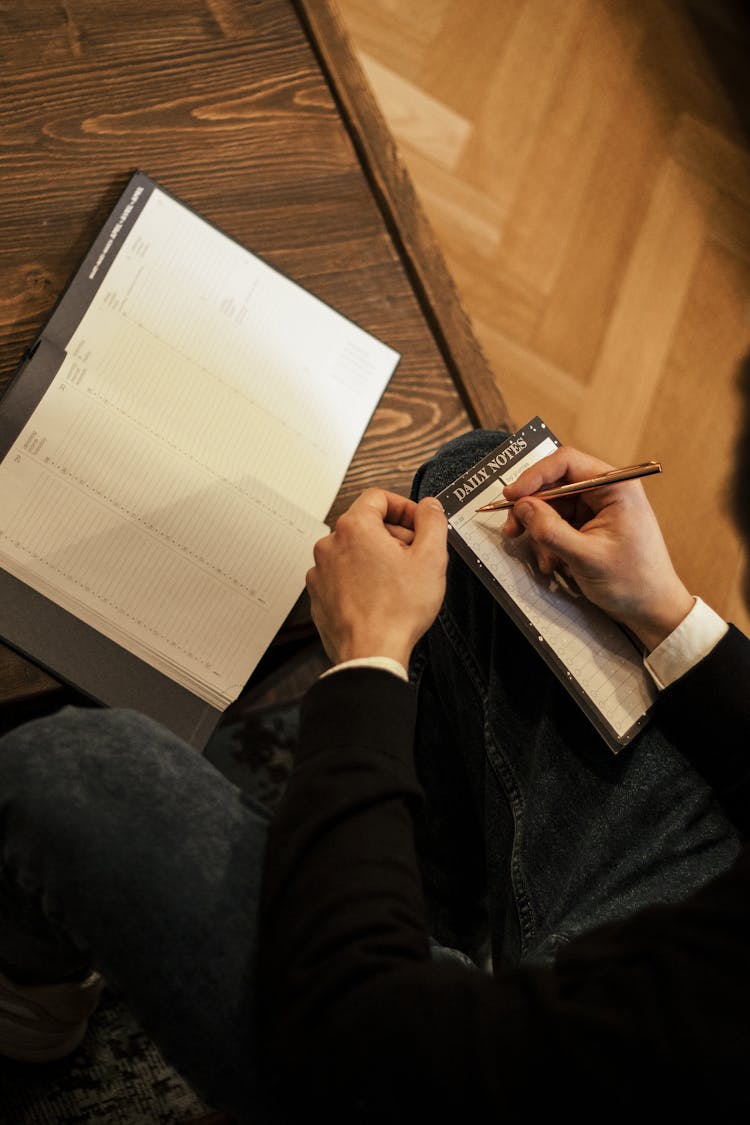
[258, 668, 567, 1119]
[258, 668, 535, 1119]
[258, 670, 431, 1099]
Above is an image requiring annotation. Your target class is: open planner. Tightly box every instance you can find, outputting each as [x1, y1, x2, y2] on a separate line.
[0, 172, 399, 748]
[436, 420, 658, 752]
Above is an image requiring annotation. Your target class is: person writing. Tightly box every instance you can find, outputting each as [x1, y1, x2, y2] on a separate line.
[0, 376, 748, 1120]
[259, 426, 749, 1119]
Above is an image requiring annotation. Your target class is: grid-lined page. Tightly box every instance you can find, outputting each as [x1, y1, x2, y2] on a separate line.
[63, 186, 399, 521]
[0, 180, 399, 708]
[0, 369, 327, 708]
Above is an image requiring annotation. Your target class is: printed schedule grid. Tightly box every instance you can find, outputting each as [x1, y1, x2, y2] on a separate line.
[63, 185, 399, 522]
[0, 414, 325, 710]
[0, 173, 400, 724]
[442, 427, 657, 751]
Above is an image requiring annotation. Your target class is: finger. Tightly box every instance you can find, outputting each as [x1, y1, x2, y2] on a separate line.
[385, 522, 415, 545]
[411, 496, 448, 562]
[312, 532, 332, 566]
[513, 497, 591, 569]
[503, 445, 614, 501]
[354, 487, 419, 531]
[535, 548, 563, 576]
[501, 509, 523, 538]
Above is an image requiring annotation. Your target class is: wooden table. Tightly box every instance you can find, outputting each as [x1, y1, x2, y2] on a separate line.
[0, 0, 510, 717]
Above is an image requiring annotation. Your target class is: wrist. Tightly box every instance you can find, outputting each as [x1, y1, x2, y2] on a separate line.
[644, 597, 728, 688]
[322, 656, 409, 682]
[624, 585, 695, 652]
[334, 630, 416, 670]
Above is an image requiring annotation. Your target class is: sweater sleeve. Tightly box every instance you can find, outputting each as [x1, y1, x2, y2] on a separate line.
[258, 667, 527, 1117]
[655, 624, 750, 835]
[258, 659, 750, 1120]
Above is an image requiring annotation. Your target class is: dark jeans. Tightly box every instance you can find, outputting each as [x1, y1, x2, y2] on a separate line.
[0, 432, 739, 1120]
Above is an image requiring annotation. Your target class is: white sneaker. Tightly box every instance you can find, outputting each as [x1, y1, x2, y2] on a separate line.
[0, 968, 103, 1062]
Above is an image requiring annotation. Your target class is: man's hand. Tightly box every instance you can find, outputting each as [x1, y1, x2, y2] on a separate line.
[502, 446, 694, 651]
[306, 489, 448, 669]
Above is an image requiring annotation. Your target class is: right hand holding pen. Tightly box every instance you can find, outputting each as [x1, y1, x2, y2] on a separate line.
[502, 446, 694, 651]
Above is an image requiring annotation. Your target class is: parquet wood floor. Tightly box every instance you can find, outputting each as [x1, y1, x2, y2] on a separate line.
[337, 0, 750, 633]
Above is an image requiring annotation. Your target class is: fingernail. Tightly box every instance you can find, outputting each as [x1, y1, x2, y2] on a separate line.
[514, 501, 531, 523]
[423, 497, 444, 512]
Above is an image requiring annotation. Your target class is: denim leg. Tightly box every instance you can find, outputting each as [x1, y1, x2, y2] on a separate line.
[411, 431, 741, 970]
[0, 706, 272, 1123]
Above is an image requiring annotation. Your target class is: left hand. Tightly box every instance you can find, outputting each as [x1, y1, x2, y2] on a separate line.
[306, 489, 448, 669]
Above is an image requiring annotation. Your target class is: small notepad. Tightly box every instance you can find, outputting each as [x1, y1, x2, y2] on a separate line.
[436, 419, 657, 752]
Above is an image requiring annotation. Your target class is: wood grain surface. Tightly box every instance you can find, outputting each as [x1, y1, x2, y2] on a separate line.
[0, 0, 508, 703]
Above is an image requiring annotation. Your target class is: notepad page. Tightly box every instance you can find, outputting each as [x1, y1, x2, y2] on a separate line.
[0, 379, 327, 707]
[63, 187, 399, 522]
[448, 439, 657, 741]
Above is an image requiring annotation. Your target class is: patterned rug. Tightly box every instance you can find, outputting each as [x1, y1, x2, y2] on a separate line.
[0, 651, 315, 1124]
[0, 991, 212, 1124]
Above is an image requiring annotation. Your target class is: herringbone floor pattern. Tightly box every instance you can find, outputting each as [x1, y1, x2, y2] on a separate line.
[338, 0, 750, 632]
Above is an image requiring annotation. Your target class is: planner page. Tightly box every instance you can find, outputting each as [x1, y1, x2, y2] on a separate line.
[0, 178, 398, 707]
[0, 383, 327, 708]
[438, 421, 657, 749]
[63, 185, 400, 522]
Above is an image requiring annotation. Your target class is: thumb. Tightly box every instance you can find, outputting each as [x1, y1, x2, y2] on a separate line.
[514, 499, 587, 567]
[413, 496, 448, 560]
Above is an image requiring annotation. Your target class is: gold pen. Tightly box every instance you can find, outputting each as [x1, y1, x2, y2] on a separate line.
[475, 461, 662, 512]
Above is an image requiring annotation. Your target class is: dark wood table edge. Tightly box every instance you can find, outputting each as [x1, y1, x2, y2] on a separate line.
[293, 0, 513, 433]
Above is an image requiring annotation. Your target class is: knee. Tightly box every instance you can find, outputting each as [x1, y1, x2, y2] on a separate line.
[0, 708, 246, 899]
[411, 429, 510, 500]
[0, 706, 194, 826]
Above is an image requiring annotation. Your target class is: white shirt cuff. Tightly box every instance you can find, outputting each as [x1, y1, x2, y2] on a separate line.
[320, 656, 409, 683]
[644, 596, 728, 690]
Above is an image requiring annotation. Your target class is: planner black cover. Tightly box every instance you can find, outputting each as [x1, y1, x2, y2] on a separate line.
[0, 172, 399, 748]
